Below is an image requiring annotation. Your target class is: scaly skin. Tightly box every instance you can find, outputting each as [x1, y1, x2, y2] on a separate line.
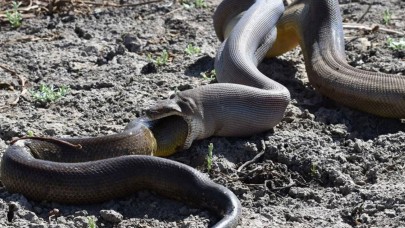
[271, 0, 405, 117]
[3, 1, 403, 228]
[148, 0, 290, 149]
[150, 0, 405, 149]
[1, 117, 241, 228]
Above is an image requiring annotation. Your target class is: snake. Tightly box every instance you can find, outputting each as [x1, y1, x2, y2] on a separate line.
[1, 0, 404, 227]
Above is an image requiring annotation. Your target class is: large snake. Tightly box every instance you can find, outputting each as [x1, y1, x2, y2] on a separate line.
[1, 0, 404, 227]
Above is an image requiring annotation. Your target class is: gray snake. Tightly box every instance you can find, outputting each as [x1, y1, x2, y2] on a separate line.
[1, 0, 404, 227]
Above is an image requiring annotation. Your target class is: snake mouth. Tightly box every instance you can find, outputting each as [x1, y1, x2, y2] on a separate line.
[143, 115, 189, 157]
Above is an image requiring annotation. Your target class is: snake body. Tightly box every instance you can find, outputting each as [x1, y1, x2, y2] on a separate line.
[1, 0, 404, 227]
[269, 0, 405, 117]
[1, 117, 241, 228]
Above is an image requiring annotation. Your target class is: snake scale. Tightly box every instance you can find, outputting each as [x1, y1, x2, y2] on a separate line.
[1, 0, 404, 227]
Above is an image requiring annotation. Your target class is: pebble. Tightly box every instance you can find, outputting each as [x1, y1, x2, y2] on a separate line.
[353, 139, 364, 153]
[360, 213, 370, 223]
[73, 216, 89, 227]
[74, 210, 88, 216]
[30, 223, 47, 228]
[123, 34, 143, 52]
[17, 210, 37, 222]
[384, 209, 396, 217]
[100, 209, 123, 223]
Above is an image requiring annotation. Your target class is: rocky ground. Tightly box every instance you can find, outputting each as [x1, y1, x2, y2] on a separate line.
[0, 0, 404, 227]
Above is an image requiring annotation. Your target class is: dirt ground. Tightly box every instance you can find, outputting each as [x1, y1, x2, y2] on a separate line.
[0, 0, 405, 227]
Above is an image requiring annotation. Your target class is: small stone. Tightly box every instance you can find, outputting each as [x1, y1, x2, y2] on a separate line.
[353, 139, 363, 153]
[61, 15, 75, 23]
[123, 34, 142, 52]
[19, 210, 38, 222]
[44, 128, 57, 136]
[300, 109, 315, 120]
[285, 212, 303, 222]
[360, 213, 370, 223]
[49, 208, 60, 217]
[339, 183, 355, 195]
[74, 26, 92, 39]
[30, 224, 47, 228]
[331, 127, 346, 137]
[384, 209, 396, 217]
[244, 142, 258, 153]
[73, 216, 89, 227]
[100, 209, 123, 223]
[141, 62, 157, 74]
[74, 210, 88, 216]
[56, 216, 67, 224]
[357, 38, 371, 52]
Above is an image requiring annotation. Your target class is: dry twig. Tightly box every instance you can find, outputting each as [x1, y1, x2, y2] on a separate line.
[343, 23, 405, 36]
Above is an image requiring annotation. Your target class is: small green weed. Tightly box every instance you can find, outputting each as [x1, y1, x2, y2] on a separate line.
[194, 0, 207, 8]
[31, 84, 70, 104]
[382, 9, 392, 25]
[185, 44, 201, 55]
[27, 130, 34, 137]
[148, 50, 169, 66]
[87, 216, 96, 228]
[201, 69, 216, 81]
[206, 143, 213, 172]
[6, 1, 22, 28]
[387, 37, 405, 50]
[181, 0, 207, 9]
[310, 163, 318, 177]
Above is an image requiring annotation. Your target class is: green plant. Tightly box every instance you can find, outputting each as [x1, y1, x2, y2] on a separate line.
[201, 69, 216, 81]
[387, 37, 405, 50]
[87, 216, 96, 228]
[31, 84, 70, 104]
[6, 1, 22, 28]
[181, 0, 207, 9]
[206, 143, 213, 172]
[185, 44, 201, 55]
[310, 163, 318, 177]
[382, 9, 392, 25]
[27, 130, 34, 137]
[194, 0, 207, 8]
[148, 50, 169, 66]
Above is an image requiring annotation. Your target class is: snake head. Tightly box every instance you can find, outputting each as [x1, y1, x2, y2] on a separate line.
[143, 92, 200, 152]
[145, 93, 198, 120]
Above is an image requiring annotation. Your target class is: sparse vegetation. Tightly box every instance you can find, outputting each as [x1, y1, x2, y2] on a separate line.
[27, 130, 34, 137]
[206, 143, 213, 172]
[5, 1, 22, 28]
[148, 50, 169, 66]
[382, 9, 392, 25]
[185, 43, 201, 55]
[194, 0, 207, 8]
[31, 84, 70, 104]
[201, 69, 216, 81]
[310, 163, 318, 177]
[387, 37, 405, 50]
[87, 216, 96, 228]
[181, 0, 207, 9]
